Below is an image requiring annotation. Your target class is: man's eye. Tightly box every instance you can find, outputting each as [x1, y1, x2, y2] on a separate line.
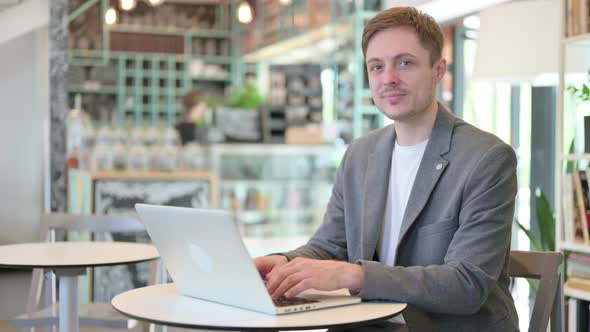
[400, 60, 411, 67]
[370, 65, 382, 71]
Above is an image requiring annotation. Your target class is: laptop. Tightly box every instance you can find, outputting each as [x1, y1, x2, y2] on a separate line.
[135, 204, 361, 315]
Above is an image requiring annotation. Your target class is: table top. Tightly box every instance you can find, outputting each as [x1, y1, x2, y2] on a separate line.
[112, 283, 406, 331]
[0, 242, 159, 269]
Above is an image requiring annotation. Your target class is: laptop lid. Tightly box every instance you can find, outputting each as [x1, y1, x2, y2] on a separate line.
[135, 204, 277, 315]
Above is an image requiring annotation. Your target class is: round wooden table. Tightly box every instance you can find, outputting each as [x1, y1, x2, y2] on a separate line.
[0, 242, 159, 332]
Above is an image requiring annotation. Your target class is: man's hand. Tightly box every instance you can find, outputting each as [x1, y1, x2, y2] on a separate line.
[264, 257, 364, 300]
[253, 255, 288, 278]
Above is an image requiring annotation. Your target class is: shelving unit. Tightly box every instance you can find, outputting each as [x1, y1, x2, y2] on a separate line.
[559, 151, 590, 332]
[221, 179, 332, 187]
[256, 0, 327, 49]
[66, 0, 236, 126]
[108, 25, 229, 38]
[556, 1, 590, 331]
[565, 286, 590, 302]
[352, 0, 384, 138]
[559, 241, 590, 255]
[265, 64, 323, 143]
[210, 144, 346, 238]
[242, 0, 385, 140]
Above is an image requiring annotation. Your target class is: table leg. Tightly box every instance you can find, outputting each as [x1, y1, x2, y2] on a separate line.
[151, 324, 167, 332]
[44, 269, 57, 332]
[149, 323, 168, 332]
[54, 268, 85, 332]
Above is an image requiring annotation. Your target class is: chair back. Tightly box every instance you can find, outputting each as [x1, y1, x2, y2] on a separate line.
[509, 250, 564, 332]
[39, 213, 145, 241]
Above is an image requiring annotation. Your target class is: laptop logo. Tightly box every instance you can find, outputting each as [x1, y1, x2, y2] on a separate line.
[189, 243, 214, 273]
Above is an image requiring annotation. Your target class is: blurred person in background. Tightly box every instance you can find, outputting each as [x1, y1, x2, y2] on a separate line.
[176, 90, 207, 145]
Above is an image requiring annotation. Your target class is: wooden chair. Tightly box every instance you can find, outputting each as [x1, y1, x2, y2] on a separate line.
[509, 250, 564, 332]
[12, 213, 165, 331]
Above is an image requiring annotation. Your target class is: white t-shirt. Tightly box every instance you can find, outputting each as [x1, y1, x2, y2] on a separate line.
[378, 139, 428, 266]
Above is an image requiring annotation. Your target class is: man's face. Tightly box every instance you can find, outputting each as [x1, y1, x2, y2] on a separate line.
[365, 26, 446, 122]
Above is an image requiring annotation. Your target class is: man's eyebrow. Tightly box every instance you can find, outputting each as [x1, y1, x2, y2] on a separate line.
[366, 53, 418, 64]
[395, 53, 418, 59]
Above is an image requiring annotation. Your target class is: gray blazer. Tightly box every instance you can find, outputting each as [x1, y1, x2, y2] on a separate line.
[282, 105, 519, 332]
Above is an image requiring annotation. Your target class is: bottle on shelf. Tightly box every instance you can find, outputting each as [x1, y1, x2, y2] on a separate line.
[66, 94, 95, 171]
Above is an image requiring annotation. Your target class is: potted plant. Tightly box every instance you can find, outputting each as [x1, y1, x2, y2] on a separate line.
[514, 189, 555, 293]
[515, 190, 555, 253]
[217, 80, 266, 142]
[514, 141, 576, 292]
[567, 69, 590, 102]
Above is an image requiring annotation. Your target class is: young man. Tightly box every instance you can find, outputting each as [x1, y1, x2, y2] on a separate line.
[255, 7, 518, 331]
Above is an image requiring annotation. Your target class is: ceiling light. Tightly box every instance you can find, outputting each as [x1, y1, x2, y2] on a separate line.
[147, 0, 164, 6]
[105, 7, 118, 25]
[119, 0, 136, 11]
[279, 0, 292, 5]
[237, 2, 253, 24]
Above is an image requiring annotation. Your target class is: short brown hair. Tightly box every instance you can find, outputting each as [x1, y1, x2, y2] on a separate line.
[182, 90, 202, 112]
[362, 7, 443, 65]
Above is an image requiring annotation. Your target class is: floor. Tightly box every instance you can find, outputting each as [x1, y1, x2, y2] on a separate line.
[0, 318, 217, 332]
[0, 270, 31, 320]
[0, 269, 214, 332]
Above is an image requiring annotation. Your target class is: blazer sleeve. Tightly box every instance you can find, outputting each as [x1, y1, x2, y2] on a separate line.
[279, 147, 351, 262]
[357, 142, 517, 315]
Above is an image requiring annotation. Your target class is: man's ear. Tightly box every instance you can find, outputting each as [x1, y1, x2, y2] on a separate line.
[434, 58, 447, 82]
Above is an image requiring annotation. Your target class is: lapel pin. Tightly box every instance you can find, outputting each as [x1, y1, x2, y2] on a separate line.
[435, 163, 443, 170]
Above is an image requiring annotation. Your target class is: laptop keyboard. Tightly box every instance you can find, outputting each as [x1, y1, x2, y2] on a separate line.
[273, 296, 320, 307]
[261, 279, 320, 307]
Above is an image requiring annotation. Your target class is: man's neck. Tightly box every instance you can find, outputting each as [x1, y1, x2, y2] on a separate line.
[394, 101, 438, 146]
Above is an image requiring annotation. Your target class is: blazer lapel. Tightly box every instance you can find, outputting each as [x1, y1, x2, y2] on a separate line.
[397, 104, 455, 247]
[361, 125, 395, 260]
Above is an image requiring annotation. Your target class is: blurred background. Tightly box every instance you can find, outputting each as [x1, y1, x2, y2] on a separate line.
[1, 0, 590, 331]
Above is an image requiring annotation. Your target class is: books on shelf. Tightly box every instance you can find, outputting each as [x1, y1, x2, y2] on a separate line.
[564, 173, 576, 242]
[570, 252, 590, 265]
[566, 277, 590, 292]
[567, 0, 590, 37]
[569, 264, 590, 280]
[566, 170, 590, 244]
[565, 254, 590, 295]
[568, 253, 590, 279]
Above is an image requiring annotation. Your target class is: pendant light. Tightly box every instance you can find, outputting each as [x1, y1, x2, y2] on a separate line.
[105, 6, 118, 25]
[237, 1, 253, 24]
[119, 0, 136, 11]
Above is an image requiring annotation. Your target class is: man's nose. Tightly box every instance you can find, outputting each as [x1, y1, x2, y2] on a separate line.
[383, 67, 400, 85]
